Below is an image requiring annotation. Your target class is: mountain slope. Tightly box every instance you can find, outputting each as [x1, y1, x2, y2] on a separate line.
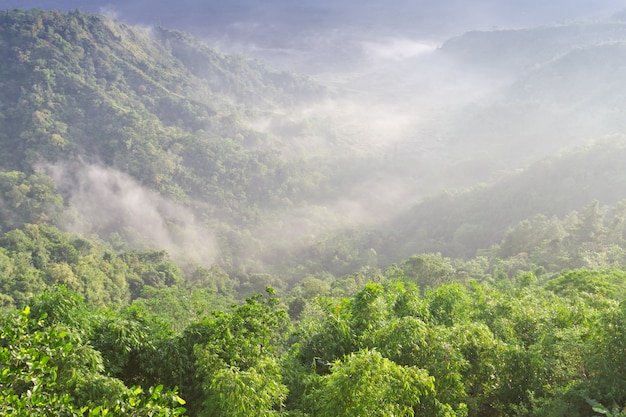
[0, 9, 330, 229]
[6, 9, 626, 282]
[382, 136, 626, 261]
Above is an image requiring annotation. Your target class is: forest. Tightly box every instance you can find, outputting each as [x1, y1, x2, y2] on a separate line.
[3, 7, 626, 416]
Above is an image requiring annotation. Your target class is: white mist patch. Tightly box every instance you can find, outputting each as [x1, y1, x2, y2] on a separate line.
[249, 173, 425, 259]
[47, 163, 217, 265]
[99, 6, 119, 20]
[361, 37, 438, 62]
[244, 95, 424, 163]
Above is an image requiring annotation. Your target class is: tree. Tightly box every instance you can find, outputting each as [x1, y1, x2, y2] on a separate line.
[157, 288, 289, 416]
[400, 253, 456, 291]
[316, 349, 449, 417]
[296, 297, 355, 375]
[350, 282, 387, 338]
[200, 357, 287, 417]
[585, 299, 626, 409]
[427, 283, 472, 327]
[0, 305, 186, 416]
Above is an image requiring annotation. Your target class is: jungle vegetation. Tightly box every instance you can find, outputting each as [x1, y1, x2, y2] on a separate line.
[3, 9, 626, 416]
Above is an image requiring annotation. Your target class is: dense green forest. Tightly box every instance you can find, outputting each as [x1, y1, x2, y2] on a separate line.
[4, 8, 626, 416]
[5, 223, 626, 415]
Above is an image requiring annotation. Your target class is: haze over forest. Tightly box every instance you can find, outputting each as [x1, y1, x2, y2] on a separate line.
[5, 0, 626, 274]
[6, 2, 626, 416]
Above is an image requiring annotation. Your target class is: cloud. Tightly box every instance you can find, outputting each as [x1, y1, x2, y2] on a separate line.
[360, 38, 438, 62]
[46, 163, 217, 266]
[99, 5, 119, 20]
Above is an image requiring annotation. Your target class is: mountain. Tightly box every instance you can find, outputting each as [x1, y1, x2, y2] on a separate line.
[376, 25, 626, 256]
[0, 9, 379, 289]
[0, 9, 427, 285]
[439, 22, 626, 72]
[0, 9, 325, 175]
[0, 9, 340, 241]
[5, 9, 626, 283]
[6, 8, 626, 417]
[382, 136, 626, 261]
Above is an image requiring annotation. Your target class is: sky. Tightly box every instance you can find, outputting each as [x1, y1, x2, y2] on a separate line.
[5, 0, 625, 41]
[6, 0, 625, 75]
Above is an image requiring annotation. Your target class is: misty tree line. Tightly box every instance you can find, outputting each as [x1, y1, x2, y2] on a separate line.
[4, 262, 626, 416]
[5, 8, 626, 416]
[2, 203, 626, 415]
[6, 8, 626, 286]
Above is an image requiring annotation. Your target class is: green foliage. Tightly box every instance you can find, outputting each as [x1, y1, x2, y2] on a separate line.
[0, 224, 203, 308]
[0, 305, 186, 416]
[4, 237, 626, 417]
[152, 288, 289, 416]
[6, 9, 626, 417]
[316, 349, 438, 417]
[545, 269, 626, 300]
[91, 307, 159, 384]
[0, 170, 63, 232]
[296, 297, 355, 374]
[371, 316, 430, 366]
[202, 357, 287, 417]
[28, 284, 92, 331]
[350, 282, 387, 336]
[0, 306, 82, 415]
[399, 253, 456, 290]
[426, 283, 472, 326]
[585, 299, 626, 408]
[586, 399, 626, 417]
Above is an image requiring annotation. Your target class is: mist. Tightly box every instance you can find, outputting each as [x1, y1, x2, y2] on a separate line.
[151, 1, 626, 241]
[45, 163, 218, 266]
[9, 0, 626, 271]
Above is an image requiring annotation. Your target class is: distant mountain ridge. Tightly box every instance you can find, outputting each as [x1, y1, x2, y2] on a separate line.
[5, 9, 626, 280]
[440, 22, 626, 72]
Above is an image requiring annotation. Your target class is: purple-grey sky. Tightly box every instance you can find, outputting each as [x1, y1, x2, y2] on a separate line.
[5, 0, 625, 41]
[5, 0, 626, 76]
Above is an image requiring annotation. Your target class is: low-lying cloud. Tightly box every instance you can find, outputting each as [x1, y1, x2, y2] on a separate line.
[360, 38, 438, 62]
[46, 163, 217, 266]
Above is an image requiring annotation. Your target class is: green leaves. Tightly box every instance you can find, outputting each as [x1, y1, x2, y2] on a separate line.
[0, 301, 187, 416]
[145, 288, 290, 416]
[0, 305, 84, 415]
[317, 349, 436, 417]
[204, 358, 287, 417]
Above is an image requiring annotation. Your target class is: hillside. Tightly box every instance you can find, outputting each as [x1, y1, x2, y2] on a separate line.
[367, 22, 626, 191]
[0, 9, 329, 207]
[382, 136, 626, 261]
[5, 10, 626, 281]
[6, 8, 626, 417]
[0, 9, 363, 269]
